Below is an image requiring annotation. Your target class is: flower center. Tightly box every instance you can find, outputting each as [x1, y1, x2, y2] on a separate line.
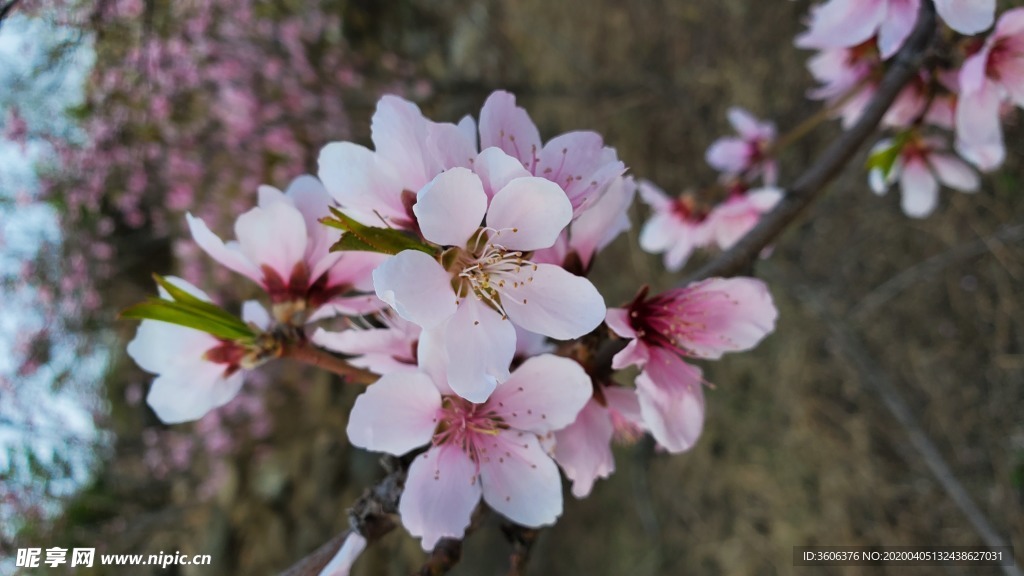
[443, 229, 538, 318]
[433, 397, 507, 467]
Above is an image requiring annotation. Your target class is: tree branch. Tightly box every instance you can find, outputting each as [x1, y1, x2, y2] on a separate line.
[502, 524, 539, 576]
[280, 340, 379, 385]
[687, 0, 937, 282]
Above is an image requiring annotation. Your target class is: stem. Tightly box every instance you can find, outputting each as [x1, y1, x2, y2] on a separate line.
[281, 341, 378, 384]
[688, 0, 936, 281]
[414, 539, 463, 576]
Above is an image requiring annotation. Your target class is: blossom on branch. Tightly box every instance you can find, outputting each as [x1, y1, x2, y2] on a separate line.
[345, 352, 591, 551]
[706, 107, 778, 186]
[868, 135, 979, 218]
[126, 278, 271, 424]
[637, 180, 711, 272]
[606, 278, 778, 452]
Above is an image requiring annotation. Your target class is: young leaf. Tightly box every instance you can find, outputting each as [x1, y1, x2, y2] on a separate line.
[866, 131, 912, 180]
[121, 299, 255, 341]
[322, 207, 436, 256]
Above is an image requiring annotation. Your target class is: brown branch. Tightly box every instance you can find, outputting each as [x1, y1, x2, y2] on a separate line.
[413, 538, 463, 576]
[279, 457, 406, 576]
[502, 524, 539, 576]
[687, 0, 937, 282]
[281, 340, 379, 385]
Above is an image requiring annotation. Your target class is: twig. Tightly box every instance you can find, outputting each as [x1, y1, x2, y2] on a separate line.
[281, 340, 379, 385]
[414, 538, 463, 576]
[687, 0, 937, 282]
[501, 524, 539, 576]
[851, 222, 1024, 321]
[799, 287, 1023, 576]
[279, 457, 406, 576]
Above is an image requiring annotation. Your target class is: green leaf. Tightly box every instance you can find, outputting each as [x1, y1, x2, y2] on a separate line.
[322, 207, 436, 256]
[121, 299, 255, 341]
[119, 275, 256, 340]
[866, 132, 912, 180]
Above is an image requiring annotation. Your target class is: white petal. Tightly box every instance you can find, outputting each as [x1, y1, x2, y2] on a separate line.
[241, 301, 272, 331]
[488, 354, 592, 433]
[400, 445, 482, 551]
[487, 177, 573, 251]
[414, 167, 488, 247]
[480, 432, 562, 528]
[500, 263, 606, 340]
[234, 200, 309, 282]
[553, 399, 615, 499]
[317, 142, 407, 225]
[371, 95, 432, 191]
[443, 297, 515, 403]
[373, 250, 457, 329]
[147, 363, 244, 424]
[934, 0, 995, 35]
[346, 372, 441, 455]
[186, 213, 262, 283]
[474, 147, 532, 200]
[899, 157, 940, 218]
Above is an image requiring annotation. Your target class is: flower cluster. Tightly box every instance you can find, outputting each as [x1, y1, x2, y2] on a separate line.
[125, 91, 779, 555]
[798, 0, 1011, 218]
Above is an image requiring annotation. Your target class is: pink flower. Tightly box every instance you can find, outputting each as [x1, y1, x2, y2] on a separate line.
[868, 136, 979, 218]
[346, 354, 592, 550]
[126, 278, 270, 424]
[606, 278, 778, 451]
[311, 311, 420, 375]
[187, 175, 385, 324]
[373, 165, 606, 402]
[478, 91, 626, 214]
[704, 187, 784, 251]
[705, 107, 778, 185]
[807, 43, 883, 128]
[637, 180, 711, 272]
[532, 175, 637, 271]
[955, 8, 1024, 171]
[553, 387, 645, 498]
[796, 0, 919, 60]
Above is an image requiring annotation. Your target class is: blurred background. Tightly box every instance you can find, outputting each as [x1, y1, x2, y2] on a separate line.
[1, 0, 1022, 574]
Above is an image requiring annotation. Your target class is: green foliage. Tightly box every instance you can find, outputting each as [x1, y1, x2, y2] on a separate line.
[120, 275, 255, 341]
[865, 131, 912, 180]
[322, 207, 437, 256]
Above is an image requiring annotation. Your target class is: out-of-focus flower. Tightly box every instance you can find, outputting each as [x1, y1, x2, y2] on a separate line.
[956, 8, 1024, 171]
[637, 180, 711, 272]
[704, 187, 784, 251]
[807, 42, 883, 128]
[868, 136, 979, 218]
[346, 353, 591, 550]
[706, 107, 778, 185]
[606, 278, 778, 451]
[934, 0, 995, 35]
[373, 165, 605, 402]
[126, 278, 270, 423]
[187, 175, 384, 324]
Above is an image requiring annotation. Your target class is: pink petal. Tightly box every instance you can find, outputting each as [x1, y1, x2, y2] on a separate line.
[678, 277, 779, 358]
[474, 147, 531, 200]
[726, 107, 770, 140]
[413, 167, 487, 247]
[186, 213, 262, 283]
[637, 179, 672, 211]
[795, 0, 886, 51]
[611, 338, 650, 370]
[444, 297, 515, 403]
[955, 80, 1005, 171]
[705, 138, 750, 173]
[500, 263, 606, 340]
[373, 250, 457, 329]
[996, 57, 1024, 108]
[478, 91, 542, 170]
[635, 349, 705, 453]
[553, 399, 615, 499]
[605, 386, 645, 429]
[568, 175, 636, 267]
[346, 372, 441, 455]
[536, 132, 623, 210]
[488, 354, 592, 433]
[639, 213, 681, 254]
[317, 142, 407, 226]
[487, 177, 573, 251]
[426, 121, 477, 172]
[604, 307, 636, 339]
[147, 363, 244, 424]
[400, 445, 482, 551]
[480, 432, 563, 527]
[934, 0, 995, 35]
[877, 0, 920, 59]
[234, 200, 309, 283]
[929, 153, 980, 192]
[899, 157, 939, 218]
[312, 326, 418, 374]
[371, 95, 432, 191]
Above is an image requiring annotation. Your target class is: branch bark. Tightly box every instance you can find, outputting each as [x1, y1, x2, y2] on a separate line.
[687, 0, 937, 282]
